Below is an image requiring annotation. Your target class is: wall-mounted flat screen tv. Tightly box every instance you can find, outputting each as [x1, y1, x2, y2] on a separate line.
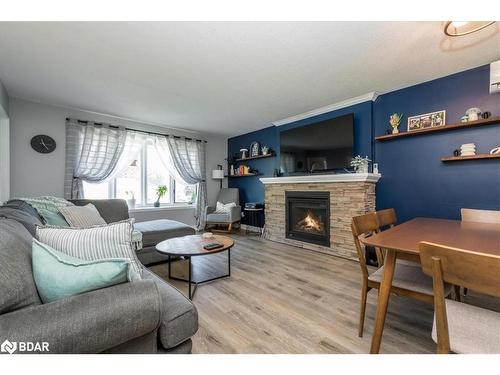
[279, 113, 354, 175]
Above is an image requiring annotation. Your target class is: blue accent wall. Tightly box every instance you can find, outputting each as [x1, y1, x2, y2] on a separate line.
[374, 65, 500, 222]
[228, 64, 500, 223]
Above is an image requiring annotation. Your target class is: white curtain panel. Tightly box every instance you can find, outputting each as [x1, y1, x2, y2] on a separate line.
[161, 135, 207, 230]
[64, 119, 127, 199]
[107, 130, 148, 180]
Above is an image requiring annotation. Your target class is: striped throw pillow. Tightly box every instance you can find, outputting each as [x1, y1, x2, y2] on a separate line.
[35, 219, 142, 280]
[59, 203, 107, 228]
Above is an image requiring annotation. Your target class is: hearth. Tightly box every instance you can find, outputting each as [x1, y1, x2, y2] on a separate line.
[285, 191, 330, 246]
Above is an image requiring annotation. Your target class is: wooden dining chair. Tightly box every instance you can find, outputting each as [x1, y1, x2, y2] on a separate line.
[461, 208, 500, 224]
[419, 242, 500, 354]
[371, 208, 398, 266]
[460, 208, 500, 296]
[351, 210, 453, 337]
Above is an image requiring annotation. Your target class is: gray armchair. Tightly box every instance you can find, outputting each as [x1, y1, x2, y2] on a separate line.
[204, 188, 241, 232]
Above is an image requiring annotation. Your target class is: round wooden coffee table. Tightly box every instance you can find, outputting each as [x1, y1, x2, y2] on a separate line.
[155, 234, 234, 299]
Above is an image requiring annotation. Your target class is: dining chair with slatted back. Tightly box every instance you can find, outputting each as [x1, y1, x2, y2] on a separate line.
[351, 212, 380, 337]
[351, 210, 452, 338]
[419, 242, 500, 354]
[374, 208, 398, 265]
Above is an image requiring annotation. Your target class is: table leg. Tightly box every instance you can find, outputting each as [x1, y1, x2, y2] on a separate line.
[188, 256, 192, 300]
[370, 249, 397, 354]
[228, 249, 231, 277]
[168, 255, 171, 278]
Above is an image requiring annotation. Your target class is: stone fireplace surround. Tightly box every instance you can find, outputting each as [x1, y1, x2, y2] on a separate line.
[261, 173, 380, 260]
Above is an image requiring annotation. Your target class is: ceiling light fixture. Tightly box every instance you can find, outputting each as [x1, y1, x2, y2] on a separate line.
[444, 21, 496, 36]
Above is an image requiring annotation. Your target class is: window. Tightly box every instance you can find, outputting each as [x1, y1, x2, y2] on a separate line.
[83, 141, 196, 207]
[146, 144, 171, 204]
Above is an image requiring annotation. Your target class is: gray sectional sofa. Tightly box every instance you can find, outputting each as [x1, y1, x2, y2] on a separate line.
[0, 199, 198, 354]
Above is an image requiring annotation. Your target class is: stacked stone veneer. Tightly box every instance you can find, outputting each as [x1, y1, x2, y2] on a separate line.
[264, 182, 376, 260]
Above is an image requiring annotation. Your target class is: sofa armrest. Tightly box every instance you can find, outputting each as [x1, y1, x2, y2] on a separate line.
[0, 280, 161, 353]
[142, 270, 198, 349]
[229, 205, 242, 223]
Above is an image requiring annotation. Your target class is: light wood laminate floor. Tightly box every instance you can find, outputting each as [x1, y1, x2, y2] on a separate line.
[149, 233, 499, 354]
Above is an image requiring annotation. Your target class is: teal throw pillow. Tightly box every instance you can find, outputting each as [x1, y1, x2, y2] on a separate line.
[32, 239, 130, 303]
[37, 208, 70, 227]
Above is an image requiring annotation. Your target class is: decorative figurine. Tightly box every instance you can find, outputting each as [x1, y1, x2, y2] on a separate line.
[249, 141, 260, 157]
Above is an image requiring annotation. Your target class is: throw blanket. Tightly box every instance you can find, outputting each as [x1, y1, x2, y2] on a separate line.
[19, 196, 74, 214]
[18, 196, 143, 250]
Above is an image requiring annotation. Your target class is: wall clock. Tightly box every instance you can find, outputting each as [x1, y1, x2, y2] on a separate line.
[31, 135, 57, 154]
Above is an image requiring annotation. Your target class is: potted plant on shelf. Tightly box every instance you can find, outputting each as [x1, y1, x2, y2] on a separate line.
[125, 191, 136, 209]
[350, 155, 371, 174]
[154, 185, 168, 207]
[389, 113, 403, 134]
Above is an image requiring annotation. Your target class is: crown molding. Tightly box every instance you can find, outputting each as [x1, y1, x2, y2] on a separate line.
[272, 92, 379, 127]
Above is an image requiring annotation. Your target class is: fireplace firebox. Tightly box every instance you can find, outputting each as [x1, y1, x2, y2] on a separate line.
[285, 191, 330, 247]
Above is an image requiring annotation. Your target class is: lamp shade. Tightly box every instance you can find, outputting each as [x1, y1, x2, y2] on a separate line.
[212, 169, 225, 179]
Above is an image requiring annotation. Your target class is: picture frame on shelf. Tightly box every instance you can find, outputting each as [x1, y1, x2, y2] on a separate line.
[407, 110, 446, 132]
[249, 141, 261, 157]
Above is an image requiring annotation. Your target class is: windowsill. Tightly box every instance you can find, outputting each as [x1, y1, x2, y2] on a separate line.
[128, 204, 195, 213]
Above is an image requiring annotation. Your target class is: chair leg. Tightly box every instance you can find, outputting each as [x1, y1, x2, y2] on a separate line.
[358, 281, 369, 337]
[463, 287, 468, 296]
[453, 285, 462, 302]
[228, 222, 233, 232]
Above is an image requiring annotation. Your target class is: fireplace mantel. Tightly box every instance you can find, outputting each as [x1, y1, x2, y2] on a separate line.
[260, 173, 381, 185]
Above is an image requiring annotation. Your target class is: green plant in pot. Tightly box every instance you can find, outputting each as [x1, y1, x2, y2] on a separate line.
[155, 185, 168, 207]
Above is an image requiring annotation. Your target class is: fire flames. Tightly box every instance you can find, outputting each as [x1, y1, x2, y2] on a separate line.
[296, 211, 324, 233]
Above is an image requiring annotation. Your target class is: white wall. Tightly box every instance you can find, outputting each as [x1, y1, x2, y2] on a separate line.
[0, 80, 10, 202]
[0, 80, 8, 117]
[9, 98, 228, 224]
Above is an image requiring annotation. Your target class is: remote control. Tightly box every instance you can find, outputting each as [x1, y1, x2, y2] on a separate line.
[203, 242, 224, 250]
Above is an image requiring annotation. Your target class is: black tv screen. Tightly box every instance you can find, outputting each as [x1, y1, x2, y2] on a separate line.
[279, 113, 354, 174]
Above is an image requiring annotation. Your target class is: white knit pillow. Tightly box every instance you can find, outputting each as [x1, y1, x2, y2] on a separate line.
[214, 201, 236, 214]
[59, 203, 107, 228]
[36, 219, 142, 280]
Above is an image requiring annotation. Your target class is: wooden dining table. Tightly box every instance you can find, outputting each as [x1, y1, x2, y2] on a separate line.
[360, 217, 500, 354]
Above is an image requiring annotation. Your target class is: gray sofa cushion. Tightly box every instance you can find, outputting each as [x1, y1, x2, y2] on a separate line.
[0, 219, 42, 314]
[70, 199, 129, 224]
[134, 219, 194, 248]
[4, 199, 43, 219]
[0, 279, 161, 353]
[0, 206, 43, 236]
[143, 269, 198, 349]
[206, 213, 230, 223]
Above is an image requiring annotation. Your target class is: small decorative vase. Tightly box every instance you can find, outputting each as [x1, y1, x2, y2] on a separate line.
[391, 127, 399, 134]
[154, 200, 160, 208]
[357, 164, 369, 174]
[127, 199, 136, 209]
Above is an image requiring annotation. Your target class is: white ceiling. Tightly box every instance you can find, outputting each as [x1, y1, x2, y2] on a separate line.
[0, 22, 498, 136]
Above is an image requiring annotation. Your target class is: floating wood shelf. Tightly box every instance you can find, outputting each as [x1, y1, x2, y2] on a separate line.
[227, 173, 262, 178]
[441, 153, 500, 162]
[375, 116, 500, 141]
[234, 153, 275, 162]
